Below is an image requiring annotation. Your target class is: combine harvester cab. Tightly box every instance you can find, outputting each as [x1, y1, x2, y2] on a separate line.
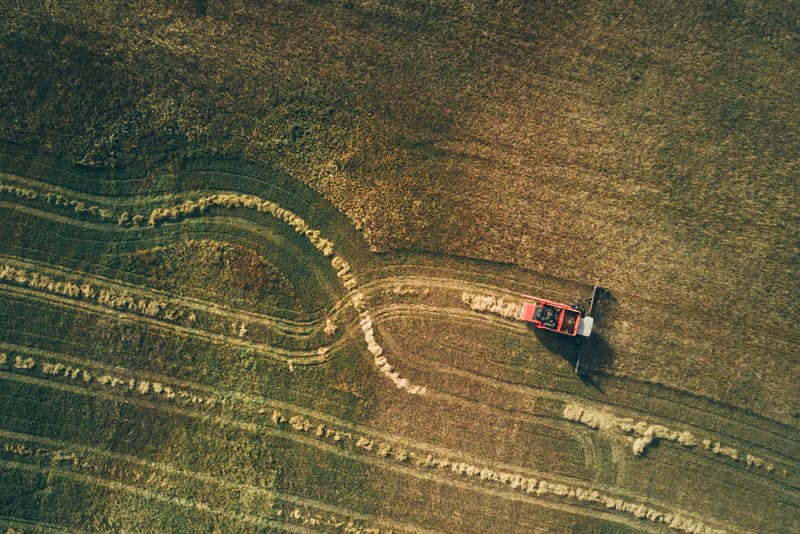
[519, 298, 593, 337]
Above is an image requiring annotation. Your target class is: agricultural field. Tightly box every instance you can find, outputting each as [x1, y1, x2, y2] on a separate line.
[0, 1, 798, 533]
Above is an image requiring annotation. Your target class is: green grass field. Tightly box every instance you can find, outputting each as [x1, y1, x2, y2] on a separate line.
[0, 1, 797, 533]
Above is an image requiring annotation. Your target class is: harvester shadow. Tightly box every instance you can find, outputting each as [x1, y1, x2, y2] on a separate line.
[529, 326, 615, 391]
[586, 289, 617, 377]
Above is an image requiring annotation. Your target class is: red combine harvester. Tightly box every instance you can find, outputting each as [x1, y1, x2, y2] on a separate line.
[519, 286, 606, 374]
[519, 297, 592, 337]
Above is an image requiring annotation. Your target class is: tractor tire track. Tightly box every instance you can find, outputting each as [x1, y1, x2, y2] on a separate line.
[370, 303, 800, 475]
[0, 284, 335, 365]
[0, 459, 304, 533]
[0, 349, 742, 534]
[0, 370, 680, 533]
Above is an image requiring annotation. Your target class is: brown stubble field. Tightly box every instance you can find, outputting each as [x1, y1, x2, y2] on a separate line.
[1, 1, 798, 533]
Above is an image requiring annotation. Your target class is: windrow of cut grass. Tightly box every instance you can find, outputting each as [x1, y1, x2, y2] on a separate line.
[1, 202, 339, 318]
[0, 294, 373, 424]
[2, 170, 428, 393]
[0, 358, 735, 534]
[0, 254, 336, 350]
[461, 292, 523, 321]
[368, 291, 800, 463]
[563, 403, 789, 478]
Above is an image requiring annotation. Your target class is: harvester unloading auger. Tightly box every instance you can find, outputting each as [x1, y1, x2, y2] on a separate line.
[519, 286, 607, 375]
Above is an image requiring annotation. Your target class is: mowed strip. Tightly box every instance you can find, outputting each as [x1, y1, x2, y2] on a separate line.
[6, 173, 792, 428]
[0, 177, 421, 391]
[371, 307, 800, 479]
[0, 349, 739, 534]
[0, 430, 434, 534]
[362, 281, 799, 464]
[7, 195, 792, 462]
[0, 165, 788, 532]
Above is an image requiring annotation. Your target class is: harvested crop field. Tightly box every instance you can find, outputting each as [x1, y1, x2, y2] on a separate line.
[0, 1, 798, 533]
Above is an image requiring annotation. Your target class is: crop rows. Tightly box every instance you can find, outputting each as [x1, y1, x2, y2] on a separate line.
[2, 161, 797, 532]
[0, 255, 339, 356]
[2, 175, 425, 393]
[0, 342, 745, 534]
[374, 306, 799, 477]
[0, 430, 405, 534]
